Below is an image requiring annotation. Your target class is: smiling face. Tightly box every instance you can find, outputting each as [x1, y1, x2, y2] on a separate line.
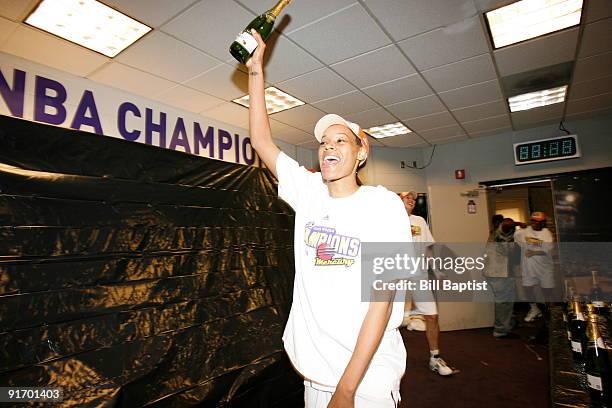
[401, 194, 416, 214]
[318, 124, 364, 183]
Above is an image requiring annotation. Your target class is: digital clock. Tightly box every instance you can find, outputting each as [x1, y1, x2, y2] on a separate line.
[513, 135, 580, 165]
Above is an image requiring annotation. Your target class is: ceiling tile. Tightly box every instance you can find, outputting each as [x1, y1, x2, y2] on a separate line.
[405, 111, 457, 131]
[2, 26, 109, 77]
[473, 0, 516, 13]
[162, 0, 255, 61]
[566, 92, 612, 115]
[378, 133, 428, 147]
[269, 118, 312, 144]
[0, 16, 17, 46]
[288, 4, 390, 65]
[200, 101, 249, 128]
[116, 31, 219, 83]
[573, 51, 612, 83]
[259, 31, 323, 84]
[511, 103, 564, 129]
[422, 53, 496, 93]
[271, 104, 326, 130]
[154, 85, 224, 113]
[0, 0, 38, 21]
[89, 62, 176, 98]
[462, 114, 510, 134]
[363, 74, 432, 106]
[103, 0, 198, 27]
[331, 45, 415, 88]
[570, 75, 612, 100]
[184, 63, 249, 101]
[386, 95, 446, 120]
[585, 0, 612, 23]
[419, 124, 466, 141]
[452, 99, 507, 122]
[565, 107, 612, 121]
[237, 0, 356, 35]
[427, 134, 468, 144]
[398, 15, 488, 71]
[494, 27, 579, 77]
[578, 18, 612, 59]
[312, 91, 378, 116]
[276, 68, 355, 103]
[438, 79, 503, 109]
[362, 0, 478, 41]
[345, 107, 396, 128]
[468, 126, 512, 138]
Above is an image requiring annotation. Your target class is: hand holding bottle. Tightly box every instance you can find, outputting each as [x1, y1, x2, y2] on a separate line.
[246, 29, 266, 71]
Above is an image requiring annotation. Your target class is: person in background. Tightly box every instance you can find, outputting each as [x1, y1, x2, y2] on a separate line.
[514, 212, 555, 322]
[247, 30, 411, 408]
[484, 217, 520, 339]
[491, 214, 504, 235]
[400, 191, 454, 376]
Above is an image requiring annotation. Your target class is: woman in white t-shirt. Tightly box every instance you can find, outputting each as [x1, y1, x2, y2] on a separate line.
[245, 30, 411, 408]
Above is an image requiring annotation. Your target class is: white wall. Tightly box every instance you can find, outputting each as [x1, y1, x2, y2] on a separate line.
[362, 146, 427, 192]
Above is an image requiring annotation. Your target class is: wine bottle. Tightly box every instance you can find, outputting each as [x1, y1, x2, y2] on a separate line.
[591, 270, 609, 316]
[229, 0, 292, 64]
[570, 300, 587, 362]
[585, 310, 612, 405]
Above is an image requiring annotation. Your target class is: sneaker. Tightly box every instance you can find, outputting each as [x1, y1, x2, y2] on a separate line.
[524, 308, 542, 322]
[429, 356, 453, 376]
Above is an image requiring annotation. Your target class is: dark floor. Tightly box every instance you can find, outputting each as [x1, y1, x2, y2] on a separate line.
[398, 322, 550, 408]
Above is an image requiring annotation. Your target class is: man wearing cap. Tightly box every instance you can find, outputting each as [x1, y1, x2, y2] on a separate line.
[399, 191, 454, 376]
[246, 30, 411, 407]
[514, 211, 555, 322]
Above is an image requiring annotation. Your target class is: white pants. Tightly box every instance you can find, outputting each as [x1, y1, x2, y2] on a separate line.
[304, 384, 400, 408]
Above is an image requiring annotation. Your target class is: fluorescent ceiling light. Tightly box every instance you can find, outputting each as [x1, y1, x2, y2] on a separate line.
[232, 87, 305, 114]
[364, 122, 411, 139]
[25, 0, 151, 57]
[486, 0, 583, 49]
[508, 85, 567, 112]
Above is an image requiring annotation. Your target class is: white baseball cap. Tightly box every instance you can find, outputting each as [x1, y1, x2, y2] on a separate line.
[313, 114, 369, 162]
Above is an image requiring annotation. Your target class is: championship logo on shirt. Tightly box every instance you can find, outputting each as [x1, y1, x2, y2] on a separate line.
[526, 236, 544, 246]
[411, 225, 421, 236]
[304, 222, 360, 267]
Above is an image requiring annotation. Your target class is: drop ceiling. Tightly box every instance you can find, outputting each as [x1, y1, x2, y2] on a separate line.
[0, 0, 610, 149]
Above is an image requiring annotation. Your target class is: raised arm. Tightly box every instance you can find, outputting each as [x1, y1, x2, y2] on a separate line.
[246, 30, 281, 178]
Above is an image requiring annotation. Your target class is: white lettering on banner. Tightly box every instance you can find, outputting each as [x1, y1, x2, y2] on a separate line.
[0, 56, 258, 166]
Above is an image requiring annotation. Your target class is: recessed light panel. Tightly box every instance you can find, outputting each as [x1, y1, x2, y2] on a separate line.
[364, 122, 412, 139]
[508, 85, 567, 112]
[486, 0, 583, 49]
[25, 0, 152, 57]
[232, 87, 305, 114]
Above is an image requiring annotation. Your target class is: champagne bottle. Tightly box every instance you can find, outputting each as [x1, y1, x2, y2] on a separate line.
[585, 309, 612, 405]
[570, 300, 587, 362]
[229, 0, 292, 64]
[591, 270, 609, 316]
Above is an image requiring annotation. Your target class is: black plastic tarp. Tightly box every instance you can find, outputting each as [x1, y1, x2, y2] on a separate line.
[0, 115, 303, 407]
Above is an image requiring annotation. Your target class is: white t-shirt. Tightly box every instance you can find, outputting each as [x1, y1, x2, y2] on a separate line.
[409, 214, 434, 244]
[276, 152, 412, 399]
[514, 226, 554, 277]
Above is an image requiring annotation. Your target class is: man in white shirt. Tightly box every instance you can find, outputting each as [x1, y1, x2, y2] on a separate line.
[514, 211, 555, 322]
[400, 191, 454, 376]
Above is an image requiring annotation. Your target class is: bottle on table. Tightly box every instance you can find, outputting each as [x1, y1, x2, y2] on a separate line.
[570, 299, 588, 362]
[229, 0, 292, 64]
[585, 304, 612, 406]
[591, 270, 609, 316]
